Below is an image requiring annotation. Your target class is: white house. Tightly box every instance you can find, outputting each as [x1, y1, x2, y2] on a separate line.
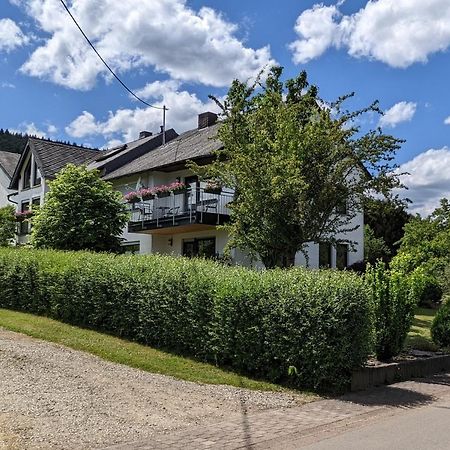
[8, 139, 98, 244]
[0, 151, 20, 207]
[103, 112, 364, 268]
[5, 113, 364, 268]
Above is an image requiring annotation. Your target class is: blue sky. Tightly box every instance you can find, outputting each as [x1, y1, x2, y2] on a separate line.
[1, 0, 450, 214]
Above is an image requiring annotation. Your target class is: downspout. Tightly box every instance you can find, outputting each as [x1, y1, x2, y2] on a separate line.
[7, 192, 18, 205]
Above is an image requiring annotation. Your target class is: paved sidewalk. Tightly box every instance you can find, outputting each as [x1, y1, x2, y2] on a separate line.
[106, 373, 450, 450]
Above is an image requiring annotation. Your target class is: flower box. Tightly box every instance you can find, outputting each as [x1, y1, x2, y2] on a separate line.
[124, 191, 141, 204]
[139, 188, 155, 201]
[15, 210, 33, 222]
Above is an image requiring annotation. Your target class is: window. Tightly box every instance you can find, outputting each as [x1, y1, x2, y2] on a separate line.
[121, 242, 140, 254]
[20, 201, 30, 235]
[319, 242, 332, 268]
[23, 158, 32, 190]
[182, 237, 216, 259]
[33, 161, 41, 186]
[336, 243, 348, 270]
[336, 198, 347, 215]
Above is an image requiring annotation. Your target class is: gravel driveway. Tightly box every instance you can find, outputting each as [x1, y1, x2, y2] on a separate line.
[0, 329, 307, 449]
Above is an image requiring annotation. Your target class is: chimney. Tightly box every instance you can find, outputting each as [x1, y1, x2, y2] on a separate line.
[139, 131, 152, 139]
[198, 112, 218, 129]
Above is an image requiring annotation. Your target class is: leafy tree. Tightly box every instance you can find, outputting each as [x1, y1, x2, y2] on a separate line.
[364, 224, 391, 264]
[0, 205, 15, 247]
[364, 196, 412, 260]
[31, 164, 129, 252]
[192, 67, 403, 268]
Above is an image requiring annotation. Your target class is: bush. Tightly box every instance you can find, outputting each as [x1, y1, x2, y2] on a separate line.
[365, 262, 418, 360]
[0, 205, 15, 247]
[0, 248, 373, 391]
[431, 300, 450, 347]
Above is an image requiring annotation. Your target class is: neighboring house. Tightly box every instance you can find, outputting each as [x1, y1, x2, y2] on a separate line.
[8, 139, 99, 244]
[0, 151, 20, 207]
[104, 112, 364, 268]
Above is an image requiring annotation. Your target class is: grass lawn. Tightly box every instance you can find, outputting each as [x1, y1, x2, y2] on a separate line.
[0, 308, 312, 395]
[405, 307, 438, 352]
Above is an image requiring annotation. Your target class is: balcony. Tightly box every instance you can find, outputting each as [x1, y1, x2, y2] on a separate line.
[128, 188, 233, 234]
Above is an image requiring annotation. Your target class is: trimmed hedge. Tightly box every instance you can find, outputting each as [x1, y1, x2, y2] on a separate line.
[0, 248, 372, 390]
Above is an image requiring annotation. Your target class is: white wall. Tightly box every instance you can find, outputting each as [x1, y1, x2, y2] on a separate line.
[0, 168, 13, 207]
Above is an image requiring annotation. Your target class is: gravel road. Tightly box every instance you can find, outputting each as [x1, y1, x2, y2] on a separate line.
[0, 329, 307, 449]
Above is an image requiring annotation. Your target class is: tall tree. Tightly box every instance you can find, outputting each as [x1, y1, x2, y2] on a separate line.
[192, 67, 404, 268]
[364, 196, 412, 261]
[31, 164, 129, 252]
[0, 206, 15, 247]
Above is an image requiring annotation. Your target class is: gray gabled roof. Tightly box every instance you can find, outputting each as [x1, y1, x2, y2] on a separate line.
[0, 151, 20, 179]
[88, 129, 178, 177]
[9, 138, 98, 189]
[104, 123, 222, 180]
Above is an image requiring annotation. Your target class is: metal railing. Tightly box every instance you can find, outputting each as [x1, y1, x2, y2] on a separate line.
[128, 187, 233, 228]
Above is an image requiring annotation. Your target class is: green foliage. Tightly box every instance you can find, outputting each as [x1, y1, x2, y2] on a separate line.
[0, 205, 16, 247]
[431, 300, 450, 347]
[390, 198, 450, 305]
[0, 248, 373, 391]
[364, 196, 411, 261]
[365, 261, 418, 360]
[31, 164, 129, 252]
[364, 224, 391, 264]
[190, 66, 403, 268]
[0, 128, 28, 154]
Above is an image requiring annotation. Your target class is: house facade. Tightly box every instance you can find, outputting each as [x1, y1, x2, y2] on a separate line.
[104, 113, 364, 268]
[4, 113, 364, 268]
[0, 151, 20, 208]
[8, 139, 98, 243]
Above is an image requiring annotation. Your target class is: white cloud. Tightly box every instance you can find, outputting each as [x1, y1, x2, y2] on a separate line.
[379, 101, 417, 128]
[1, 81, 16, 88]
[0, 18, 29, 52]
[65, 80, 220, 142]
[290, 0, 450, 68]
[12, 122, 47, 138]
[47, 123, 58, 134]
[444, 116, 450, 125]
[397, 147, 450, 216]
[14, 0, 274, 90]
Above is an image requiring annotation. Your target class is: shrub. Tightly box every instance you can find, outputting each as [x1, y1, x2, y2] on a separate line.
[0, 248, 372, 391]
[431, 300, 450, 347]
[0, 205, 15, 247]
[365, 262, 418, 360]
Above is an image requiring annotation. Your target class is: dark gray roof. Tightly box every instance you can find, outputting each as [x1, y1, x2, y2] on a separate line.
[104, 123, 222, 180]
[88, 129, 178, 176]
[9, 138, 98, 189]
[0, 151, 20, 178]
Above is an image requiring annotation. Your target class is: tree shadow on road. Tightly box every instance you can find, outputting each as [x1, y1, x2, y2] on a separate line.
[341, 385, 434, 409]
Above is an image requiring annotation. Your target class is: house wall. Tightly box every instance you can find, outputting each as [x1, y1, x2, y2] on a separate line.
[0, 168, 14, 207]
[114, 167, 365, 269]
[14, 152, 46, 244]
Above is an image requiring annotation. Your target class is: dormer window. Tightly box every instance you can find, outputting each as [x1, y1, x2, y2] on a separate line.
[23, 158, 31, 190]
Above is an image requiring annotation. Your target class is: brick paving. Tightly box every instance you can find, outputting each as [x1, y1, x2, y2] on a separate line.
[105, 373, 450, 450]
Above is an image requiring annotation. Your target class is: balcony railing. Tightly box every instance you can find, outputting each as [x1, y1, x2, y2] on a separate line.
[128, 187, 233, 232]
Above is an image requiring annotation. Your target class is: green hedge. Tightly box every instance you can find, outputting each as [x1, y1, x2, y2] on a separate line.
[0, 248, 372, 391]
[431, 299, 450, 347]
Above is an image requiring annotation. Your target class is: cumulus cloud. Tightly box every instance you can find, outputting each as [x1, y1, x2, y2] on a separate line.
[65, 80, 220, 143]
[397, 147, 450, 216]
[12, 122, 47, 138]
[0, 18, 29, 52]
[290, 0, 450, 68]
[14, 0, 274, 90]
[444, 116, 450, 125]
[379, 101, 417, 128]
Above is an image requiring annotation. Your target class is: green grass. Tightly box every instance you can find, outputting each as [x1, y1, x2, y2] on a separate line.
[0, 308, 312, 396]
[406, 307, 438, 352]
